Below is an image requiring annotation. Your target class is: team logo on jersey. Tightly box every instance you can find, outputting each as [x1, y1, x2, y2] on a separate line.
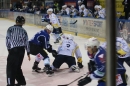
[98, 54, 105, 63]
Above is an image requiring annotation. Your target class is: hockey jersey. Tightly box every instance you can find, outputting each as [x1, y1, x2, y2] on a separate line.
[61, 7, 70, 15]
[100, 37, 129, 74]
[29, 30, 50, 49]
[88, 46, 106, 79]
[101, 37, 130, 58]
[49, 13, 61, 28]
[57, 39, 82, 63]
[41, 14, 50, 23]
[80, 8, 89, 17]
[97, 8, 106, 18]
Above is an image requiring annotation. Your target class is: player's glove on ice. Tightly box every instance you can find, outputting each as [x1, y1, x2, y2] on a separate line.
[78, 62, 84, 68]
[78, 76, 92, 86]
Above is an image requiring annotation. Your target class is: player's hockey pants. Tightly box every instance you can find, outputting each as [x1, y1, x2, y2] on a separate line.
[29, 42, 49, 60]
[53, 55, 76, 68]
[6, 47, 26, 86]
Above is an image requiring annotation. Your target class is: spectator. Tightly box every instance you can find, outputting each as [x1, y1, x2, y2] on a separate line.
[27, 0, 33, 9]
[27, 0, 34, 13]
[40, 6, 46, 14]
[14, 0, 23, 12]
[122, 0, 130, 19]
[53, 1, 60, 14]
[36, 0, 42, 8]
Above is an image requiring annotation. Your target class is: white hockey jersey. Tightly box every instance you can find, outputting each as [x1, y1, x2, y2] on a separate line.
[98, 8, 106, 18]
[61, 7, 70, 15]
[57, 39, 82, 62]
[49, 13, 61, 28]
[71, 8, 78, 16]
[80, 8, 89, 17]
[79, 5, 82, 13]
[101, 37, 130, 58]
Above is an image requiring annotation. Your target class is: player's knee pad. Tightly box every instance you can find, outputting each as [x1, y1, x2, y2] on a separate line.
[43, 57, 50, 66]
[35, 53, 44, 62]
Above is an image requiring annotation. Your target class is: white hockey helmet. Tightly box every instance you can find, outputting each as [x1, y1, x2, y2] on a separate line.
[66, 34, 74, 40]
[71, 5, 74, 8]
[46, 24, 53, 32]
[47, 8, 53, 13]
[81, 5, 85, 9]
[94, 5, 98, 9]
[78, 0, 82, 3]
[97, 5, 102, 9]
[85, 37, 100, 49]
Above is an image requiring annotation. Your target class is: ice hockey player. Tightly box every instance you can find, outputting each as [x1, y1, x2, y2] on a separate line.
[101, 37, 130, 81]
[79, 5, 92, 17]
[78, 0, 84, 13]
[29, 24, 57, 76]
[60, 5, 71, 16]
[78, 37, 128, 86]
[70, 5, 79, 17]
[96, 5, 106, 18]
[51, 34, 83, 72]
[45, 8, 63, 43]
[101, 37, 130, 67]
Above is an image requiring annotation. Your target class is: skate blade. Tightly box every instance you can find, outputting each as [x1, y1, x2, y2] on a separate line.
[47, 73, 54, 77]
[32, 69, 44, 73]
[74, 69, 80, 73]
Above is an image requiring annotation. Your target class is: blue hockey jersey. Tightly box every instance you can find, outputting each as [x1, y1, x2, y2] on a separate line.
[29, 30, 50, 49]
[41, 14, 50, 23]
[88, 46, 126, 80]
[88, 46, 106, 79]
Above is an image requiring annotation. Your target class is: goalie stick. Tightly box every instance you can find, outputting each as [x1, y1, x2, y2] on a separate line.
[57, 73, 89, 86]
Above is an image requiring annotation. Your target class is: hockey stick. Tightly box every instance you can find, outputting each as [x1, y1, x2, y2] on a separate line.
[69, 20, 77, 24]
[57, 73, 89, 86]
[60, 20, 78, 25]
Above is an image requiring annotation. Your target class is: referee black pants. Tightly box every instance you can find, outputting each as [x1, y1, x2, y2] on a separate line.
[6, 47, 26, 86]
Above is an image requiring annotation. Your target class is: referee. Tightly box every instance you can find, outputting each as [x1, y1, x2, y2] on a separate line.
[6, 16, 30, 86]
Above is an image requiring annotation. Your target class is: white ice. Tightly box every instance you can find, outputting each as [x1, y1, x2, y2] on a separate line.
[0, 19, 130, 86]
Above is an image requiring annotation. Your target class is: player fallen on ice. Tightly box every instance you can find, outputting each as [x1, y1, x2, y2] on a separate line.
[50, 34, 83, 72]
[78, 37, 128, 86]
[42, 8, 63, 43]
[29, 24, 57, 76]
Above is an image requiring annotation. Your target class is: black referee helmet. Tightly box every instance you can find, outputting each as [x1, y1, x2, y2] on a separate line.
[16, 16, 25, 24]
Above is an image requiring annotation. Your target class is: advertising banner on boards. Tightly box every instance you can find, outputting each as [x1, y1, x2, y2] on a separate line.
[78, 18, 106, 38]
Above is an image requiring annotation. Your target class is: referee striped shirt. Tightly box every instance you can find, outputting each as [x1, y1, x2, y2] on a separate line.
[6, 25, 30, 54]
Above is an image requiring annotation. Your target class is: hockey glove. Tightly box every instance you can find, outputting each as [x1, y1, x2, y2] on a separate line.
[78, 62, 84, 68]
[47, 44, 53, 53]
[88, 60, 96, 73]
[51, 50, 58, 58]
[78, 76, 92, 86]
